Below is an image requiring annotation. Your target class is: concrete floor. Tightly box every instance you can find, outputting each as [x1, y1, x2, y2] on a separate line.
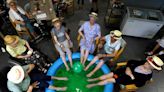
[0, 0, 164, 92]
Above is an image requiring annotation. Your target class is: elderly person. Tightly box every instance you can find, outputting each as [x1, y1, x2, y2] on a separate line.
[78, 12, 101, 66]
[51, 18, 73, 71]
[7, 0, 37, 38]
[84, 30, 122, 77]
[7, 64, 68, 92]
[144, 36, 164, 61]
[4, 35, 50, 73]
[87, 56, 164, 88]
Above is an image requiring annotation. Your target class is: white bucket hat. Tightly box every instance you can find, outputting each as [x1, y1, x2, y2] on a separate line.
[147, 56, 164, 70]
[7, 65, 25, 84]
[110, 30, 122, 40]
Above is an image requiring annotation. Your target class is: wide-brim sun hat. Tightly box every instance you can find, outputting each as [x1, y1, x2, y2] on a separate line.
[7, 65, 25, 84]
[4, 35, 19, 45]
[89, 12, 98, 19]
[110, 30, 122, 40]
[52, 17, 60, 23]
[147, 55, 164, 70]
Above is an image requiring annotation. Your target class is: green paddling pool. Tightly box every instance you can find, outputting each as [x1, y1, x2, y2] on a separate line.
[53, 60, 104, 92]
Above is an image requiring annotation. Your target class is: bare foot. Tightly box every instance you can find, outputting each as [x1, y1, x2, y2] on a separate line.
[84, 67, 88, 71]
[66, 67, 70, 71]
[56, 87, 67, 91]
[87, 73, 93, 77]
[86, 84, 95, 88]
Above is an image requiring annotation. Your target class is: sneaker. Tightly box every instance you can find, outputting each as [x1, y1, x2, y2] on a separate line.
[1, 47, 6, 52]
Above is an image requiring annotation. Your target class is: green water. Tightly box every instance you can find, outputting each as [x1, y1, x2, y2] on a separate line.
[53, 60, 104, 92]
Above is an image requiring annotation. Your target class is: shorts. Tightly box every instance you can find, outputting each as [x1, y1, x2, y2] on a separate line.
[55, 40, 72, 56]
[30, 73, 51, 89]
[98, 49, 112, 62]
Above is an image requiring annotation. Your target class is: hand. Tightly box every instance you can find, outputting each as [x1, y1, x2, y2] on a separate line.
[29, 48, 33, 52]
[31, 81, 40, 88]
[147, 51, 153, 55]
[97, 54, 104, 58]
[60, 44, 65, 51]
[21, 21, 25, 25]
[125, 67, 135, 80]
[98, 43, 103, 49]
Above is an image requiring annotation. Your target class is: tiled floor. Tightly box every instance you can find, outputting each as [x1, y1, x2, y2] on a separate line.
[0, 0, 164, 92]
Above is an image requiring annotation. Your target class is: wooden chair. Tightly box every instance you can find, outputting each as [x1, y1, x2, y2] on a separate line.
[9, 18, 32, 39]
[116, 62, 153, 92]
[110, 39, 127, 62]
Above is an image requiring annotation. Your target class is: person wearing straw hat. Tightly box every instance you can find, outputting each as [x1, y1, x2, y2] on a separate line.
[86, 55, 164, 88]
[7, 0, 37, 38]
[7, 64, 68, 92]
[4, 35, 50, 73]
[51, 17, 73, 71]
[84, 30, 123, 77]
[78, 12, 101, 66]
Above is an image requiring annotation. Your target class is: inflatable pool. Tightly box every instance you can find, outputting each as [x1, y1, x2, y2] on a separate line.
[46, 52, 113, 92]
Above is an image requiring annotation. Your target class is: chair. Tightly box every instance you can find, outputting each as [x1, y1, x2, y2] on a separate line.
[9, 18, 32, 39]
[116, 62, 153, 92]
[77, 20, 100, 52]
[110, 39, 127, 62]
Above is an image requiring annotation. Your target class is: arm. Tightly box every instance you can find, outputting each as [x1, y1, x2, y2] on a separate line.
[151, 44, 160, 54]
[14, 20, 25, 25]
[53, 35, 64, 48]
[25, 41, 33, 51]
[65, 32, 70, 40]
[125, 67, 135, 80]
[27, 86, 33, 92]
[106, 50, 118, 57]
[78, 23, 85, 39]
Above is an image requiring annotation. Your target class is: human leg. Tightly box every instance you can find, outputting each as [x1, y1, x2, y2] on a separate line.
[55, 44, 70, 71]
[26, 22, 37, 38]
[48, 85, 67, 91]
[64, 40, 73, 68]
[87, 60, 104, 77]
[87, 72, 114, 82]
[80, 48, 85, 64]
[87, 78, 116, 88]
[84, 55, 99, 71]
[82, 50, 90, 66]
[51, 76, 68, 81]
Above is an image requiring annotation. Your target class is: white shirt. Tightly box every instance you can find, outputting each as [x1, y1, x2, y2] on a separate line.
[104, 35, 121, 54]
[9, 6, 26, 31]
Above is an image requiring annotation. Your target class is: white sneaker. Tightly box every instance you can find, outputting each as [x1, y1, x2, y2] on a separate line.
[1, 47, 6, 52]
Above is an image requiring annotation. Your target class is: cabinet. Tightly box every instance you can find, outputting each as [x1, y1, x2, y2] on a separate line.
[120, 7, 164, 39]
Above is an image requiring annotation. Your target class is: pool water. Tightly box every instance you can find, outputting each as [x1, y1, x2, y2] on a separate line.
[53, 60, 104, 92]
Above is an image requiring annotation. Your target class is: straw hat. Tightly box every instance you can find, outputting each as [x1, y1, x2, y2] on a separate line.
[7, 65, 25, 84]
[89, 12, 98, 19]
[147, 56, 164, 70]
[6, 0, 16, 4]
[4, 35, 19, 45]
[52, 18, 60, 23]
[110, 30, 122, 39]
